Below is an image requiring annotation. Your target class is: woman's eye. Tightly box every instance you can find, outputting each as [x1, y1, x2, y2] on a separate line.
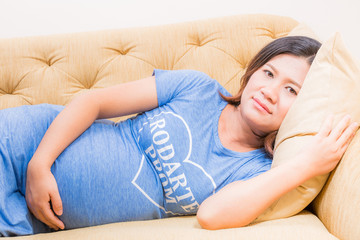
[286, 87, 298, 95]
[264, 70, 274, 78]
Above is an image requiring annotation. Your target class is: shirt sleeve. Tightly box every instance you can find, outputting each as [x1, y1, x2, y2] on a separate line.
[227, 150, 273, 183]
[240, 161, 272, 181]
[152, 69, 216, 107]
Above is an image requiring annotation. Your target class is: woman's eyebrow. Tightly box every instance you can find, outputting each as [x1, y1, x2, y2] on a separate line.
[265, 63, 302, 89]
[265, 63, 278, 75]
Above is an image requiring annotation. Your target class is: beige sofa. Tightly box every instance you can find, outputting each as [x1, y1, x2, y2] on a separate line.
[1, 14, 357, 240]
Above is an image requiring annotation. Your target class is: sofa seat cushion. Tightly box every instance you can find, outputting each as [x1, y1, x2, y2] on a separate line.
[6, 210, 336, 240]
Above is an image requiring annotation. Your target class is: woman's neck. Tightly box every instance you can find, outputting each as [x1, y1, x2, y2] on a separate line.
[218, 104, 263, 152]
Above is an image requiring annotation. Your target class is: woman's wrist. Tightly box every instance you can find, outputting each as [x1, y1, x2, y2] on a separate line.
[283, 154, 317, 183]
[28, 155, 53, 173]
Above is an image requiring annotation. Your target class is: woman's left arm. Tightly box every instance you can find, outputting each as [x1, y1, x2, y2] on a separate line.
[197, 115, 359, 230]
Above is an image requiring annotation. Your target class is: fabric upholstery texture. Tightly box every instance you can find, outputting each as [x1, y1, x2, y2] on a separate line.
[1, 14, 354, 239]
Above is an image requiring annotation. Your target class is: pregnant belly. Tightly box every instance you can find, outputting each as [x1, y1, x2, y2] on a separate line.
[51, 120, 162, 229]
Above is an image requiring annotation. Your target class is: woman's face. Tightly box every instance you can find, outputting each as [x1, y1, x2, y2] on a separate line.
[240, 54, 310, 136]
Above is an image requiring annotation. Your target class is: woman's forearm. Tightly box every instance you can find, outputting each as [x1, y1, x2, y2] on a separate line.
[197, 159, 310, 230]
[29, 93, 100, 169]
[29, 76, 158, 170]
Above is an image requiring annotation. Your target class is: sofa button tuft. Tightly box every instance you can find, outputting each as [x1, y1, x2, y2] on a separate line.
[116, 49, 128, 55]
[105, 47, 132, 55]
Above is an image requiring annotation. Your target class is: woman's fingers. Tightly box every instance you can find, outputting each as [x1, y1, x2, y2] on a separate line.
[49, 190, 65, 229]
[318, 114, 334, 137]
[329, 115, 352, 140]
[301, 114, 358, 177]
[41, 202, 64, 230]
[338, 122, 359, 149]
[320, 114, 359, 158]
[29, 197, 63, 230]
[50, 187, 63, 216]
[34, 206, 59, 230]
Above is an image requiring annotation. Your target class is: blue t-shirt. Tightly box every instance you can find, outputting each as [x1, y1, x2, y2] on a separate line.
[0, 69, 272, 236]
[129, 69, 272, 216]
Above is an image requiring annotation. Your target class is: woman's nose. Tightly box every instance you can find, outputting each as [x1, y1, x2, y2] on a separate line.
[261, 84, 278, 104]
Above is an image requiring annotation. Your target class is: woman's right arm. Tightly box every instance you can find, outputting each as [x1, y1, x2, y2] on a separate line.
[197, 115, 359, 230]
[26, 76, 158, 230]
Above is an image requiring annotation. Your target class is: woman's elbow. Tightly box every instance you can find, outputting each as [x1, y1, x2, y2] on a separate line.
[197, 201, 254, 230]
[197, 210, 252, 230]
[196, 206, 220, 230]
[196, 203, 243, 230]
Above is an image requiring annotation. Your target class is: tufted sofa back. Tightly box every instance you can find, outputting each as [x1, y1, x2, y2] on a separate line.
[0, 14, 298, 118]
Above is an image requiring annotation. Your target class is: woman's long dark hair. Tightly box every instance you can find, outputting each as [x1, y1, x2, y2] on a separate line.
[220, 36, 321, 157]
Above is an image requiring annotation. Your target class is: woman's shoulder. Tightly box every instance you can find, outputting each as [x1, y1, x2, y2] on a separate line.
[152, 69, 235, 111]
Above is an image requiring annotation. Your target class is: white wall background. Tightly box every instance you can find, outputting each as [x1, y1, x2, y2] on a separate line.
[0, 0, 359, 60]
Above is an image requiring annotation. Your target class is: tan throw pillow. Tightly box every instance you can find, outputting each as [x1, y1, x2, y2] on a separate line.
[255, 32, 360, 222]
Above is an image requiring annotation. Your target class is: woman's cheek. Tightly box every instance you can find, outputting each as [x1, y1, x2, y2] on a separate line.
[280, 100, 295, 120]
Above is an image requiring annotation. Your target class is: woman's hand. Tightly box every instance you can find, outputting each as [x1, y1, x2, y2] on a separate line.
[295, 114, 359, 179]
[25, 160, 65, 230]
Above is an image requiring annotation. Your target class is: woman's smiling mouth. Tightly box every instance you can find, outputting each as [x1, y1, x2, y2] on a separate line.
[252, 97, 271, 114]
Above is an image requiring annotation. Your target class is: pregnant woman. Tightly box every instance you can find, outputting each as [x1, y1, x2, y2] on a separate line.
[1, 36, 357, 237]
